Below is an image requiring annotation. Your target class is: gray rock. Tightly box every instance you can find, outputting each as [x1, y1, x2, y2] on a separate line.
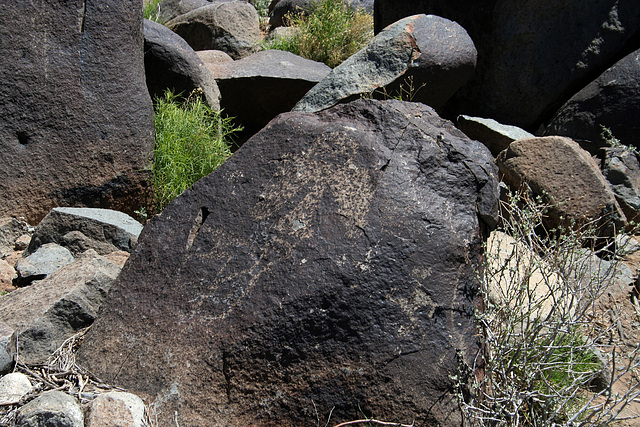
[0, 217, 31, 257]
[157, 0, 211, 22]
[2, 250, 124, 364]
[601, 147, 640, 223]
[77, 99, 498, 426]
[497, 136, 626, 237]
[543, 48, 640, 152]
[0, 0, 154, 224]
[457, 115, 534, 157]
[167, 1, 261, 59]
[0, 372, 32, 405]
[15, 390, 83, 427]
[15, 243, 75, 287]
[85, 392, 146, 427]
[27, 207, 143, 257]
[206, 49, 331, 144]
[294, 14, 476, 113]
[0, 321, 13, 373]
[144, 18, 222, 109]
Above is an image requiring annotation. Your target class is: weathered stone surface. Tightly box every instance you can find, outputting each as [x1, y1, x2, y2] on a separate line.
[497, 136, 626, 236]
[167, 1, 260, 59]
[157, 0, 211, 22]
[15, 243, 75, 287]
[0, 321, 13, 373]
[0, 217, 30, 257]
[196, 49, 234, 65]
[85, 392, 146, 427]
[144, 18, 221, 109]
[601, 147, 640, 223]
[0, 373, 32, 405]
[457, 115, 534, 157]
[374, 0, 640, 130]
[15, 390, 84, 427]
[543, 48, 640, 152]
[0, 0, 154, 224]
[27, 207, 143, 257]
[294, 14, 476, 113]
[2, 250, 124, 364]
[206, 49, 331, 143]
[78, 99, 498, 426]
[0, 259, 17, 294]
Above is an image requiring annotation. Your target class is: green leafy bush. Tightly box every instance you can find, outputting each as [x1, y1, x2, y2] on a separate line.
[265, 0, 373, 68]
[456, 187, 640, 426]
[152, 91, 240, 211]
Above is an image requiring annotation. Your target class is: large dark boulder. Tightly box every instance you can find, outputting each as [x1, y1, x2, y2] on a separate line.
[0, 0, 154, 224]
[143, 18, 221, 109]
[374, 0, 640, 130]
[77, 99, 499, 426]
[294, 14, 476, 113]
[542, 48, 640, 152]
[206, 49, 331, 144]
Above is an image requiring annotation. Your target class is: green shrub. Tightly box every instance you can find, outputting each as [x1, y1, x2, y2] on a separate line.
[143, 0, 163, 23]
[265, 0, 373, 68]
[456, 187, 640, 426]
[152, 91, 240, 211]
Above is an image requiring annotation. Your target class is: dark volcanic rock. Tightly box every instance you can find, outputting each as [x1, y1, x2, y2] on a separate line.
[206, 49, 331, 144]
[0, 0, 154, 224]
[78, 99, 499, 426]
[542, 48, 640, 152]
[374, 0, 640, 130]
[144, 18, 221, 109]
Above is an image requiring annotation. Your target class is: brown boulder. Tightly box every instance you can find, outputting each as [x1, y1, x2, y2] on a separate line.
[497, 136, 626, 235]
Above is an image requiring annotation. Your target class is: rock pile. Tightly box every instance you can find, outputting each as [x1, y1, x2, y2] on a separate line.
[2, 0, 640, 425]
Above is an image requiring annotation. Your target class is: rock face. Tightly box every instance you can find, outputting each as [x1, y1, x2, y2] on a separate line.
[543, 48, 640, 151]
[294, 14, 476, 113]
[27, 207, 143, 257]
[601, 147, 640, 223]
[374, 0, 640, 130]
[0, 0, 154, 224]
[78, 99, 499, 426]
[269, 0, 313, 27]
[497, 136, 626, 236]
[85, 392, 146, 427]
[1, 250, 125, 364]
[158, 0, 211, 22]
[144, 19, 222, 109]
[206, 49, 331, 143]
[167, 1, 260, 59]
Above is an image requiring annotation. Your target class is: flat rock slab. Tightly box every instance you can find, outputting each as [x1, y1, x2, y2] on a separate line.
[15, 243, 74, 287]
[0, 0, 154, 224]
[206, 49, 331, 143]
[1, 250, 125, 364]
[78, 99, 498, 426]
[457, 115, 534, 157]
[294, 14, 476, 113]
[27, 207, 143, 257]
